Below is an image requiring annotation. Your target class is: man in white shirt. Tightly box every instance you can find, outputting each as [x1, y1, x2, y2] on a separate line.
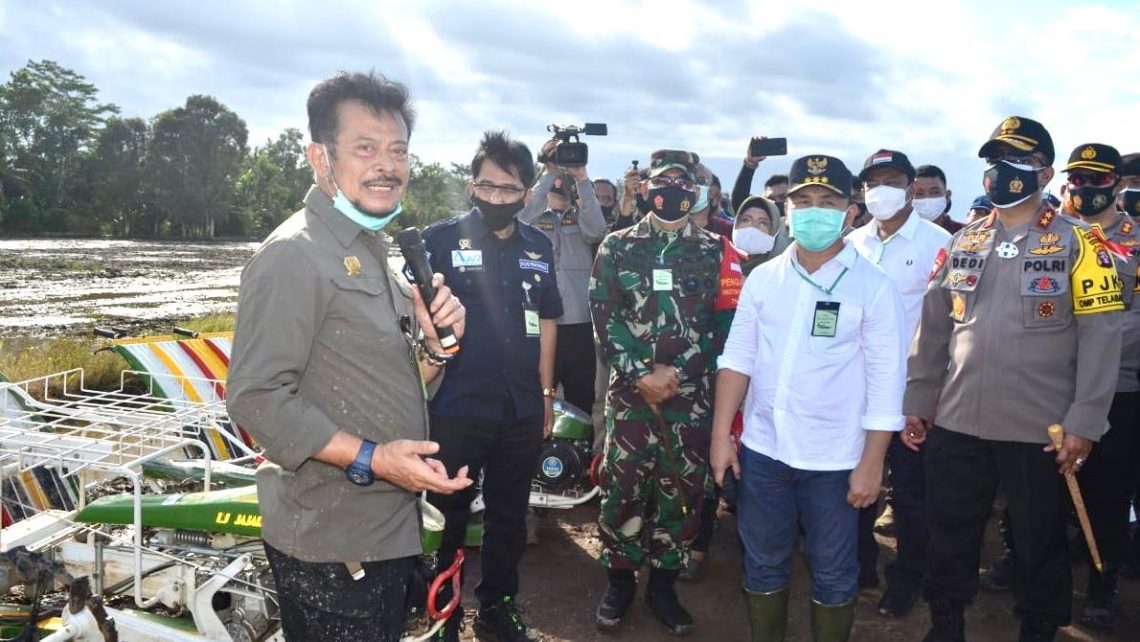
[711, 155, 907, 642]
[847, 150, 951, 617]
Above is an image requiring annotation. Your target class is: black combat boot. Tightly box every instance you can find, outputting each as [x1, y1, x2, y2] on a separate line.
[921, 599, 965, 642]
[646, 568, 694, 636]
[595, 569, 636, 631]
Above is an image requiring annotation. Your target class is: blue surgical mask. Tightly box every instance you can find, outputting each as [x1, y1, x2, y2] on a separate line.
[789, 206, 846, 252]
[693, 183, 710, 213]
[323, 145, 402, 231]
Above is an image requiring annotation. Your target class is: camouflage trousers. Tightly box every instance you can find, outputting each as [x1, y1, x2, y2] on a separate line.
[598, 414, 712, 571]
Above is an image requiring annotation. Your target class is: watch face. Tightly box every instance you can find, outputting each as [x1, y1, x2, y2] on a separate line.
[346, 465, 373, 486]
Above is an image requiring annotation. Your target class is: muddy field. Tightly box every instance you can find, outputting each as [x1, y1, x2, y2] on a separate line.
[0, 239, 258, 336]
[485, 503, 1140, 641]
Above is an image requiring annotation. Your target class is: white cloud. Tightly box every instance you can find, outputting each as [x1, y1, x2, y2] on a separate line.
[2, 0, 1138, 218]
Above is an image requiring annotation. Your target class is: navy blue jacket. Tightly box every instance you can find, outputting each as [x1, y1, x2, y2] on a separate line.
[421, 209, 563, 421]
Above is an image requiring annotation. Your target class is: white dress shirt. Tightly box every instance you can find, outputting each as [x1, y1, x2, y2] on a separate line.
[847, 211, 952, 338]
[719, 243, 906, 471]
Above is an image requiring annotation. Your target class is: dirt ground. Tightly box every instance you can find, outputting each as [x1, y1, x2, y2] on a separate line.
[454, 503, 1140, 642]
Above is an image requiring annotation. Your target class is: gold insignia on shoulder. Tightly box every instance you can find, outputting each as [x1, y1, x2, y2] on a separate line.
[458, 238, 472, 250]
[1081, 146, 1097, 160]
[806, 157, 828, 175]
[1001, 116, 1021, 133]
[1122, 221, 1133, 235]
[1009, 177, 1024, 194]
[951, 292, 966, 322]
[343, 255, 362, 276]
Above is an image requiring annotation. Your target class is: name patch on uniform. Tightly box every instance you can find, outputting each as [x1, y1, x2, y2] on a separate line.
[451, 249, 483, 268]
[519, 258, 550, 273]
[1022, 258, 1066, 273]
[951, 256, 985, 270]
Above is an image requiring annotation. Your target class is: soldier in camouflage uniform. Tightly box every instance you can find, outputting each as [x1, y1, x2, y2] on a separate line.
[590, 150, 740, 635]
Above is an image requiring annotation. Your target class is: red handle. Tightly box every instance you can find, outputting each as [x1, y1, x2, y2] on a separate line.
[427, 549, 464, 621]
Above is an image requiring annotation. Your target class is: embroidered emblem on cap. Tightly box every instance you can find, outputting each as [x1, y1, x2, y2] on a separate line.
[1037, 301, 1056, 318]
[806, 157, 828, 175]
[996, 241, 1020, 259]
[1001, 117, 1021, 133]
[872, 151, 893, 164]
[344, 256, 362, 276]
[1081, 146, 1098, 160]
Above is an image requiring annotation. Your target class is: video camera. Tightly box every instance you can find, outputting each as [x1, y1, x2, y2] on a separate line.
[538, 123, 608, 168]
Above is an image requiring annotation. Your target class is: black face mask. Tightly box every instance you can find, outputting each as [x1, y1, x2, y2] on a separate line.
[648, 185, 695, 222]
[1070, 183, 1117, 217]
[983, 161, 1040, 208]
[472, 195, 525, 231]
[1121, 189, 1140, 217]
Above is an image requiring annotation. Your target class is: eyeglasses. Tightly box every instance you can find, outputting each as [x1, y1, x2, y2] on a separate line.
[1067, 173, 1116, 188]
[472, 181, 525, 200]
[648, 176, 695, 190]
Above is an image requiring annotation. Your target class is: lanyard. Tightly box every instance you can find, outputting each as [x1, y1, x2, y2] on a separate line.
[791, 262, 848, 298]
[658, 234, 679, 266]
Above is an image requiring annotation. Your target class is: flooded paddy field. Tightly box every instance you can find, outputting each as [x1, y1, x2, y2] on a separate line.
[0, 239, 259, 337]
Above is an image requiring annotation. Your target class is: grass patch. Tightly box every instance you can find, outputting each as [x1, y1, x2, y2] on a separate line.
[0, 313, 235, 391]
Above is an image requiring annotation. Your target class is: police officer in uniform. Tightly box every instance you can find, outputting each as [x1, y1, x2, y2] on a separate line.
[421, 131, 562, 642]
[590, 149, 739, 636]
[904, 117, 1123, 642]
[1059, 143, 1139, 629]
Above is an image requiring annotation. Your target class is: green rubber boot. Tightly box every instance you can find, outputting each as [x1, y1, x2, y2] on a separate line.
[810, 598, 855, 642]
[746, 586, 789, 642]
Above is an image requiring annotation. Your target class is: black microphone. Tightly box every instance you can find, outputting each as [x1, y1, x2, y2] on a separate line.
[396, 227, 459, 355]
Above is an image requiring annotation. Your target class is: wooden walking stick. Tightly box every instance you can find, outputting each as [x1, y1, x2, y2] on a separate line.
[1047, 424, 1103, 572]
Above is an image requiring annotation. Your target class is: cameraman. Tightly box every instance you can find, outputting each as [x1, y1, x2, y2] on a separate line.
[518, 138, 607, 417]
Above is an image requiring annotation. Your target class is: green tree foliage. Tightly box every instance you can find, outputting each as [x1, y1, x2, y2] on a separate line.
[0, 60, 474, 239]
[0, 60, 117, 233]
[400, 154, 470, 230]
[233, 128, 310, 237]
[83, 117, 149, 236]
[146, 95, 248, 238]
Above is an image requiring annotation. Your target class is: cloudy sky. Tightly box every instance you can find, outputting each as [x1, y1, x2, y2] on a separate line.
[2, 0, 1138, 220]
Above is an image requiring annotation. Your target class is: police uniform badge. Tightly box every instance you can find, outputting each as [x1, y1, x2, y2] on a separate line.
[1037, 300, 1056, 319]
[458, 238, 473, 250]
[950, 292, 966, 322]
[1029, 233, 1064, 256]
[343, 256, 362, 276]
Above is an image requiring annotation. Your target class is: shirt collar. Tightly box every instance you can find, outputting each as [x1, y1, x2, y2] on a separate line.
[788, 240, 859, 272]
[305, 185, 371, 249]
[628, 215, 701, 239]
[872, 209, 919, 242]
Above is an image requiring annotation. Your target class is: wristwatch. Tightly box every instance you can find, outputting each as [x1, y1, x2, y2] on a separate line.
[346, 439, 377, 486]
[542, 387, 557, 399]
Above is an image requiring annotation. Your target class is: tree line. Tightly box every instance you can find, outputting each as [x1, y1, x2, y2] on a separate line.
[0, 60, 471, 239]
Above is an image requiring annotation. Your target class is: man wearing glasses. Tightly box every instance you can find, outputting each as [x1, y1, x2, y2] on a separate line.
[590, 150, 739, 636]
[904, 117, 1123, 641]
[420, 131, 562, 642]
[1059, 143, 1138, 630]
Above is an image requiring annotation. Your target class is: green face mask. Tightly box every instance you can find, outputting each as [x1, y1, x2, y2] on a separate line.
[789, 206, 845, 252]
[323, 145, 402, 231]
